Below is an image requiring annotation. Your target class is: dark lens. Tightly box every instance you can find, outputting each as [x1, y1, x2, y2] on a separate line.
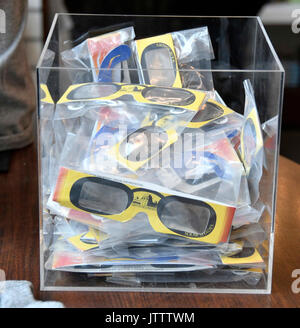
[71, 178, 130, 215]
[119, 126, 168, 162]
[158, 198, 216, 237]
[228, 247, 255, 259]
[142, 87, 195, 106]
[68, 83, 120, 100]
[144, 47, 176, 86]
[192, 101, 224, 122]
[184, 173, 219, 186]
[141, 43, 177, 87]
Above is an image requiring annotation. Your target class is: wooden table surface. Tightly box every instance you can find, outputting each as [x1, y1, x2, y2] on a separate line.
[0, 144, 300, 308]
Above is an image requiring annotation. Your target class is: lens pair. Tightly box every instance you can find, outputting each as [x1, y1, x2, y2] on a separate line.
[58, 82, 206, 112]
[53, 167, 235, 244]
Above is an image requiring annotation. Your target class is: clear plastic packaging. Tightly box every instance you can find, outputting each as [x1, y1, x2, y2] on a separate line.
[38, 15, 284, 293]
[106, 268, 264, 287]
[172, 27, 215, 91]
[156, 131, 244, 205]
[133, 26, 215, 90]
[232, 202, 265, 228]
[45, 215, 265, 276]
[61, 26, 136, 84]
[44, 78, 269, 290]
[53, 83, 207, 175]
[239, 79, 264, 205]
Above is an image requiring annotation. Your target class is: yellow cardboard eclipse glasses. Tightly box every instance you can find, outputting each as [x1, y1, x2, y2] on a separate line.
[134, 33, 182, 88]
[57, 82, 206, 112]
[57, 82, 236, 171]
[220, 240, 264, 265]
[112, 124, 178, 171]
[53, 167, 235, 244]
[57, 82, 235, 130]
[110, 99, 235, 171]
[57, 82, 207, 172]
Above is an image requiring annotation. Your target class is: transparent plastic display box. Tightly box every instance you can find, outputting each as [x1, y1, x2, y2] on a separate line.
[37, 14, 284, 293]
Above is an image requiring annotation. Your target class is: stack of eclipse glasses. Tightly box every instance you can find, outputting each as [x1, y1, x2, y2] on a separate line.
[40, 24, 270, 288]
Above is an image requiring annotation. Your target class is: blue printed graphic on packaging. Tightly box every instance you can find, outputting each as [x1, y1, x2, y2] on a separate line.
[98, 45, 131, 82]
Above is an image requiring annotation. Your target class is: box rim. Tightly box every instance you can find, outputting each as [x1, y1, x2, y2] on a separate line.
[37, 14, 285, 73]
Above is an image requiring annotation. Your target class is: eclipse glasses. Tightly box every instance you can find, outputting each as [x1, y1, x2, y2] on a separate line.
[53, 167, 235, 244]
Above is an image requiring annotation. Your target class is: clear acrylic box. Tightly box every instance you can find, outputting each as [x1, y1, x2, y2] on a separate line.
[37, 14, 284, 293]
